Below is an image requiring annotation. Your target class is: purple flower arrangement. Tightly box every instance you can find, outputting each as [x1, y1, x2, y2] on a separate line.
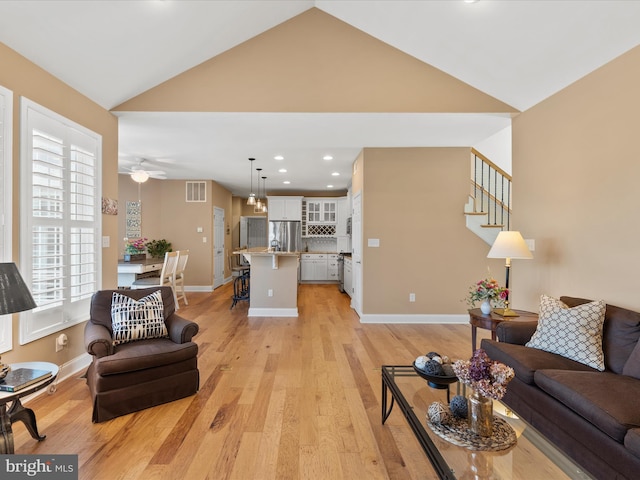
[452, 349, 515, 400]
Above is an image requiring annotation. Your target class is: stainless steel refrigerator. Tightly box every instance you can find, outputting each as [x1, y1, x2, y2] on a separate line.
[268, 221, 302, 252]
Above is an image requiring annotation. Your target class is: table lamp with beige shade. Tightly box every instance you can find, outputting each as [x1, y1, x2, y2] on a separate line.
[487, 231, 533, 317]
[0, 263, 37, 376]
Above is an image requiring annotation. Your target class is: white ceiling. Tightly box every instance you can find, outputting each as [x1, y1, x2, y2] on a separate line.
[1, 0, 639, 196]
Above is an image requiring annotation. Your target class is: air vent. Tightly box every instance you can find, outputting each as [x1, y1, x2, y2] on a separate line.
[186, 181, 206, 202]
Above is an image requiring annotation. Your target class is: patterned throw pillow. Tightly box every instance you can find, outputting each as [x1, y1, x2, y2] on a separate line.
[111, 290, 167, 346]
[526, 295, 606, 370]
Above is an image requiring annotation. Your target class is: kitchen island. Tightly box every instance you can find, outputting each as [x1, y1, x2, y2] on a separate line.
[234, 248, 300, 317]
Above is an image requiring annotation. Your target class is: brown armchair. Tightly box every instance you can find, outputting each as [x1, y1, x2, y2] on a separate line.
[84, 286, 199, 422]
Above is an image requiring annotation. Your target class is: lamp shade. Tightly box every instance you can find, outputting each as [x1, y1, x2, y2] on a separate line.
[487, 231, 533, 260]
[130, 170, 149, 183]
[0, 263, 37, 315]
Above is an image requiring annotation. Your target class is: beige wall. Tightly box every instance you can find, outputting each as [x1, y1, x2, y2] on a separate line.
[118, 176, 233, 286]
[0, 42, 118, 364]
[114, 8, 514, 114]
[513, 45, 640, 312]
[361, 148, 505, 314]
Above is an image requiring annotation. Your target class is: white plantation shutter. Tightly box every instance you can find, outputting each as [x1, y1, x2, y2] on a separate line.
[20, 98, 101, 344]
[0, 85, 13, 354]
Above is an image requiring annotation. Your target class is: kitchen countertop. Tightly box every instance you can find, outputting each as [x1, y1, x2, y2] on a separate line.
[233, 248, 299, 256]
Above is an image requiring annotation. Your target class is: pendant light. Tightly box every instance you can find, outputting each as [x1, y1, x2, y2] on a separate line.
[255, 168, 263, 209]
[261, 176, 268, 213]
[247, 158, 256, 205]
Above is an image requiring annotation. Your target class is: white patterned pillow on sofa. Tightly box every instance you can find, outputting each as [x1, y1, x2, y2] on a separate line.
[111, 290, 168, 345]
[526, 295, 606, 370]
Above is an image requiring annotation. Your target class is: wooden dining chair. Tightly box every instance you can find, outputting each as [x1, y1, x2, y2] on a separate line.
[174, 249, 189, 306]
[131, 251, 180, 308]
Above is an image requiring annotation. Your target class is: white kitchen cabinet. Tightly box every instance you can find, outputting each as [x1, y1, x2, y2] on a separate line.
[300, 255, 314, 281]
[322, 200, 337, 223]
[327, 254, 339, 281]
[337, 236, 351, 253]
[268, 196, 302, 221]
[344, 257, 352, 297]
[300, 253, 332, 281]
[305, 199, 337, 224]
[336, 197, 349, 236]
[306, 200, 322, 223]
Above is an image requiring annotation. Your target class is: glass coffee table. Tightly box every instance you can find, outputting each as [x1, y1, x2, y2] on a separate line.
[381, 365, 593, 480]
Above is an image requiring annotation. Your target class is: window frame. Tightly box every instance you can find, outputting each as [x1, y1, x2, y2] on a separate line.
[19, 98, 102, 345]
[0, 85, 13, 354]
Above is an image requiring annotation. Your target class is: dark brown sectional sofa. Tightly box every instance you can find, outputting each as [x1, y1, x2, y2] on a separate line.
[482, 296, 640, 480]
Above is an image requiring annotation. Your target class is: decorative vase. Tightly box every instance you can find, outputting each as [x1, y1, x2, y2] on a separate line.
[468, 390, 493, 437]
[480, 299, 492, 315]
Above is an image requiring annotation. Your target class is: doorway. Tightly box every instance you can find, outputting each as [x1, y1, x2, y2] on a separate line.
[213, 206, 225, 289]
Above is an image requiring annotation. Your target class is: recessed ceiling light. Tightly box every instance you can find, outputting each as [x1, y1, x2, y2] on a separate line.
[279, 168, 287, 173]
[327, 185, 334, 188]
[323, 155, 333, 161]
[283, 180, 291, 184]
[274, 155, 284, 160]
[331, 172, 340, 176]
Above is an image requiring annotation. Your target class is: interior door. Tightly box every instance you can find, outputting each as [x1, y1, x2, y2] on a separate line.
[213, 206, 225, 289]
[351, 192, 362, 315]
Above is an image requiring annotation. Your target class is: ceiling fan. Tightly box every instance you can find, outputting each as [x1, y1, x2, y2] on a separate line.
[119, 159, 167, 183]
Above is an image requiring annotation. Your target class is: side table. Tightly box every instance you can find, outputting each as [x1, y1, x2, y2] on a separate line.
[469, 308, 538, 353]
[0, 361, 59, 454]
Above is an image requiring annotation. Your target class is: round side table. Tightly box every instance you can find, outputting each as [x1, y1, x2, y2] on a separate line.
[0, 361, 59, 454]
[468, 308, 538, 353]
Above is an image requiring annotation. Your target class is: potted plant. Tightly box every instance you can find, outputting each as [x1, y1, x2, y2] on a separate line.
[124, 237, 147, 262]
[145, 239, 172, 259]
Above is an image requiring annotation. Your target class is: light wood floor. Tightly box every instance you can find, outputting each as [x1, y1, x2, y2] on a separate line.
[14, 283, 486, 480]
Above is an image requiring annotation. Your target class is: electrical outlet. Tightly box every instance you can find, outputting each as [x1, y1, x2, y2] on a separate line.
[268, 289, 273, 297]
[409, 293, 416, 302]
[55, 333, 68, 352]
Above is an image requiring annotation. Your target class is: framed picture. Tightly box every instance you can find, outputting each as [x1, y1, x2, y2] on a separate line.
[101, 197, 118, 215]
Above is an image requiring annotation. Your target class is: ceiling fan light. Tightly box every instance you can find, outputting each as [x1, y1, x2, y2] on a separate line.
[131, 170, 149, 183]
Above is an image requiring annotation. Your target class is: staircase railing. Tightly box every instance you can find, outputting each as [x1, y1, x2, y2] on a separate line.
[470, 148, 511, 231]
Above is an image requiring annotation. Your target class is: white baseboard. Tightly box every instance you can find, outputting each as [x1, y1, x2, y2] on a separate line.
[248, 307, 299, 317]
[359, 313, 469, 324]
[185, 285, 214, 292]
[22, 353, 92, 404]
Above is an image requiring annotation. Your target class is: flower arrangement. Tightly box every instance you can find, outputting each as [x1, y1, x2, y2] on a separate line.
[466, 277, 508, 307]
[452, 349, 514, 400]
[124, 237, 147, 254]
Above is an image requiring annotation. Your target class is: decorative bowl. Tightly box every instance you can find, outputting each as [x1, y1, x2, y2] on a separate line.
[412, 361, 458, 389]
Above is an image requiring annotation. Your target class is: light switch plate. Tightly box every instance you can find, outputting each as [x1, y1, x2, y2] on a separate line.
[102, 236, 110, 248]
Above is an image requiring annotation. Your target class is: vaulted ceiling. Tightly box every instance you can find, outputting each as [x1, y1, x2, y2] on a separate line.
[1, 1, 639, 195]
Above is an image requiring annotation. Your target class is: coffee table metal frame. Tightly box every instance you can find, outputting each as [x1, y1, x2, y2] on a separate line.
[382, 364, 592, 480]
[382, 365, 456, 480]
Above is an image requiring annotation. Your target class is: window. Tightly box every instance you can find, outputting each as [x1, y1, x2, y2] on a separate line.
[0, 85, 13, 354]
[20, 98, 102, 344]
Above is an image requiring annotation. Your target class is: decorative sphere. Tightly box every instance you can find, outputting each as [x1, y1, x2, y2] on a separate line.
[428, 402, 451, 424]
[426, 351, 440, 359]
[441, 355, 451, 364]
[450, 395, 468, 419]
[431, 355, 443, 364]
[414, 355, 428, 370]
[442, 364, 455, 377]
[424, 359, 445, 376]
